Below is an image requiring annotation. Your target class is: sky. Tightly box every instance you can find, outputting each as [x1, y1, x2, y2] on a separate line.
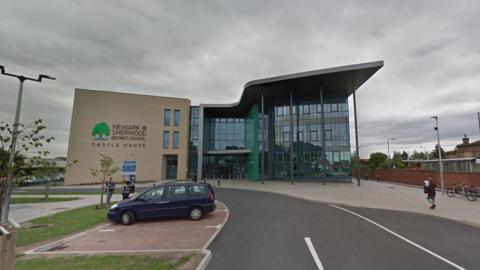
[0, 0, 479, 158]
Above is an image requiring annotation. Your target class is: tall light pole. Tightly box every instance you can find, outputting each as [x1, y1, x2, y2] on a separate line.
[0, 65, 55, 225]
[431, 116, 444, 194]
[387, 137, 396, 169]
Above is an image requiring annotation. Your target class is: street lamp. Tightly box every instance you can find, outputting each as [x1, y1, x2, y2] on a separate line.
[431, 116, 444, 194]
[387, 137, 396, 169]
[0, 65, 56, 225]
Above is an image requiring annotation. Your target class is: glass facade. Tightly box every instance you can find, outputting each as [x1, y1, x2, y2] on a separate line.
[270, 99, 350, 181]
[203, 118, 247, 151]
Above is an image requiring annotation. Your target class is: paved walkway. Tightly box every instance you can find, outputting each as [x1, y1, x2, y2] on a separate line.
[10, 194, 123, 223]
[206, 179, 480, 226]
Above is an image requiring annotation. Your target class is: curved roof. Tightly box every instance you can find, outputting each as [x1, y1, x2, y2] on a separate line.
[202, 60, 384, 115]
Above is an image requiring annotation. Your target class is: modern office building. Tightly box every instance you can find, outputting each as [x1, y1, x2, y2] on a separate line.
[65, 89, 191, 185]
[65, 61, 383, 185]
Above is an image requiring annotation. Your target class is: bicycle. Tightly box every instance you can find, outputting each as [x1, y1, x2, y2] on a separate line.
[446, 184, 477, 201]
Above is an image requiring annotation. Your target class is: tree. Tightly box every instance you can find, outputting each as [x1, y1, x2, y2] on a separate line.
[369, 152, 388, 169]
[30, 157, 58, 200]
[90, 154, 120, 207]
[411, 150, 428, 160]
[430, 145, 446, 159]
[0, 119, 54, 215]
[392, 152, 406, 169]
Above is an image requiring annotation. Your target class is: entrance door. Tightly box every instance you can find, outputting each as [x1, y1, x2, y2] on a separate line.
[166, 155, 178, 180]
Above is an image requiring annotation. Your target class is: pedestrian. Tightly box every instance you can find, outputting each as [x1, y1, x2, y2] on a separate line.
[105, 177, 116, 205]
[424, 178, 436, 209]
[122, 180, 130, 200]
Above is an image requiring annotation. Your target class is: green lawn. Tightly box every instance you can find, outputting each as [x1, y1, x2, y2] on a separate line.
[16, 204, 109, 247]
[11, 197, 80, 204]
[16, 255, 193, 270]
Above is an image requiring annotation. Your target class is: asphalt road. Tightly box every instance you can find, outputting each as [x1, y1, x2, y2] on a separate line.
[207, 188, 480, 270]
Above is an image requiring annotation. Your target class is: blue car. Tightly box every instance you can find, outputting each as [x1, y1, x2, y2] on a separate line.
[108, 181, 216, 225]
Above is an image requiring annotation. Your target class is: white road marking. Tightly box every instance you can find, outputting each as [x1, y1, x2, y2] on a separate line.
[304, 237, 325, 270]
[205, 224, 222, 229]
[99, 229, 115, 232]
[329, 204, 466, 270]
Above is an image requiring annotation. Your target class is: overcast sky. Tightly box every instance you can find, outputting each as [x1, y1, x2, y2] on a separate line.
[1, 0, 479, 158]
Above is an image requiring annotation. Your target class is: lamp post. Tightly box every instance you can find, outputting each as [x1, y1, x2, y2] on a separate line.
[0, 65, 55, 225]
[387, 137, 396, 169]
[431, 116, 444, 194]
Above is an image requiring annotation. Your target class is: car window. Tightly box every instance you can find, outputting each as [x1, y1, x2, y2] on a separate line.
[142, 187, 165, 201]
[166, 185, 187, 198]
[189, 185, 207, 196]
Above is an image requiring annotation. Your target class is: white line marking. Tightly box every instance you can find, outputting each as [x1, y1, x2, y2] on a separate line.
[329, 204, 466, 270]
[99, 229, 115, 232]
[205, 224, 222, 229]
[304, 237, 325, 270]
[25, 223, 111, 255]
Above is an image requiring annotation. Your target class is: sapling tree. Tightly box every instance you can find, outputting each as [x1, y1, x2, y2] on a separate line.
[90, 154, 120, 207]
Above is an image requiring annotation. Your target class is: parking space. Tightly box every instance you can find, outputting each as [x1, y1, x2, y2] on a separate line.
[27, 202, 228, 254]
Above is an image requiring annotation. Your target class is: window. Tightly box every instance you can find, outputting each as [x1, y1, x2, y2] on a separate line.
[166, 185, 187, 198]
[189, 185, 207, 196]
[164, 109, 171, 126]
[141, 187, 165, 201]
[310, 130, 318, 141]
[163, 131, 169, 149]
[173, 131, 180, 149]
[174, 110, 181, 127]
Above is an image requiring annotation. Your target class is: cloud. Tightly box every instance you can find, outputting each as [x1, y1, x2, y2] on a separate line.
[0, 0, 479, 158]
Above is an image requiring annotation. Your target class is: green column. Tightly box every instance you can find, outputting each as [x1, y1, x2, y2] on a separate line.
[246, 105, 259, 181]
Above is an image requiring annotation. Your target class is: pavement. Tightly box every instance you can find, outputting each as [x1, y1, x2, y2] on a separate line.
[206, 179, 480, 226]
[207, 188, 480, 270]
[10, 194, 123, 223]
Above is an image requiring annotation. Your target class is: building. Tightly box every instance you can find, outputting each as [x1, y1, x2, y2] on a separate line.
[66, 89, 190, 185]
[65, 61, 383, 185]
[446, 134, 480, 159]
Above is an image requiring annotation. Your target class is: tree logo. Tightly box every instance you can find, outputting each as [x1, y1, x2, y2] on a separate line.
[92, 122, 110, 140]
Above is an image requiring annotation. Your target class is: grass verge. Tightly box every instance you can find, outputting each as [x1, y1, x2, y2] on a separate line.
[16, 254, 193, 270]
[11, 197, 80, 204]
[17, 204, 109, 247]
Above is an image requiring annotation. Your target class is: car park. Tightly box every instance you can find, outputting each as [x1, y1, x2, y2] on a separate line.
[108, 181, 216, 225]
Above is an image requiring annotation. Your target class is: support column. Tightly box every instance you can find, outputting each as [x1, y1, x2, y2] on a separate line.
[197, 106, 204, 180]
[261, 93, 265, 184]
[320, 88, 326, 185]
[290, 91, 294, 184]
[352, 81, 361, 186]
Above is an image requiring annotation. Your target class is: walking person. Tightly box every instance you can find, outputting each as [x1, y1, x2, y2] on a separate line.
[424, 178, 436, 209]
[106, 177, 116, 205]
[121, 180, 130, 200]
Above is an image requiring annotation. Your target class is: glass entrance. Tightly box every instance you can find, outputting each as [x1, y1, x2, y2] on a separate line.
[203, 155, 246, 179]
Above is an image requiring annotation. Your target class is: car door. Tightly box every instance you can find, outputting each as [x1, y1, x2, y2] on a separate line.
[164, 185, 189, 217]
[131, 186, 168, 219]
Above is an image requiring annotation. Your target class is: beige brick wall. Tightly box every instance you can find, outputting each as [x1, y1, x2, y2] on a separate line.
[65, 89, 191, 185]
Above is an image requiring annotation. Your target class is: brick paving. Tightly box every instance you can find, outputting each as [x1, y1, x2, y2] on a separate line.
[40, 203, 227, 253]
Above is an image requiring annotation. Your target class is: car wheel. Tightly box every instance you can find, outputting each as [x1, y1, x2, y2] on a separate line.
[189, 207, 203, 221]
[121, 211, 135, 225]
